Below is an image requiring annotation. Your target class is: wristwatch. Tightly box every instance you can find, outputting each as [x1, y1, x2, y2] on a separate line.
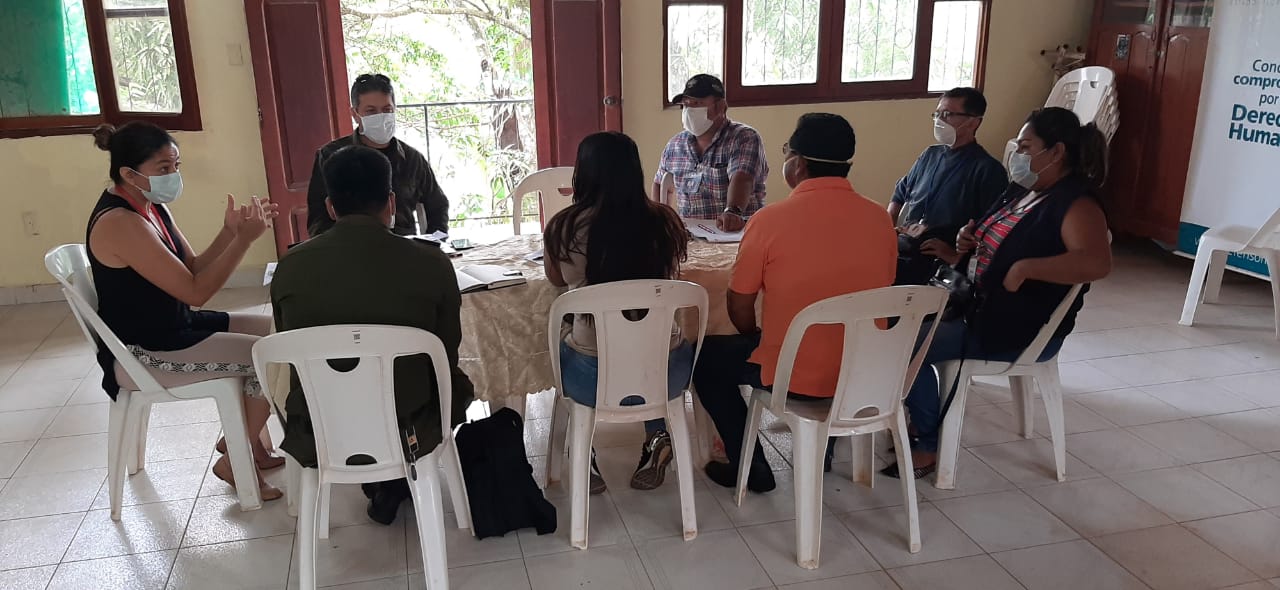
[723, 205, 744, 217]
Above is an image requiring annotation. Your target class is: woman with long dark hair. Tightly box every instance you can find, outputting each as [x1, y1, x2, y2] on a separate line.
[544, 131, 691, 493]
[885, 107, 1113, 479]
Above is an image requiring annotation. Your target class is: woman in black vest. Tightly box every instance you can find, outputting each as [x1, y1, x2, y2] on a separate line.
[87, 122, 284, 499]
[885, 107, 1113, 479]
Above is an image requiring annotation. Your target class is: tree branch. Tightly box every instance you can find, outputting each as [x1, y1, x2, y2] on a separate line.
[340, 4, 529, 41]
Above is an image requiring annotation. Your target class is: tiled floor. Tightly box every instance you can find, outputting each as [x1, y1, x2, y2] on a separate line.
[2, 243, 1280, 590]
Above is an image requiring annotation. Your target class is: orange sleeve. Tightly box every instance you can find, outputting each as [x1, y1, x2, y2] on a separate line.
[730, 215, 767, 294]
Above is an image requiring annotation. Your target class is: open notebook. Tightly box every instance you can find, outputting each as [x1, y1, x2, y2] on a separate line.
[683, 218, 743, 243]
[456, 264, 527, 294]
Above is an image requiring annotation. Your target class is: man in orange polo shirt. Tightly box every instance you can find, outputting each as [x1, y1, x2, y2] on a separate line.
[691, 113, 897, 492]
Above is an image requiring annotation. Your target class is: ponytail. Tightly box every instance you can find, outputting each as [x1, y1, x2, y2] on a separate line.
[1025, 107, 1110, 190]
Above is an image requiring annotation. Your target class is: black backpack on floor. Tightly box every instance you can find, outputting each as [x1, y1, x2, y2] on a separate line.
[454, 407, 557, 539]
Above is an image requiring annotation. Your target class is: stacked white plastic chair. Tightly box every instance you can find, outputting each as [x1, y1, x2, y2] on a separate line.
[1003, 66, 1120, 168]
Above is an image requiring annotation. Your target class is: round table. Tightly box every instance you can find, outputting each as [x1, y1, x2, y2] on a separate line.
[452, 234, 740, 402]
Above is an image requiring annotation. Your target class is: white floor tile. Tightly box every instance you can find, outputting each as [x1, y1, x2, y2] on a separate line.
[887, 555, 1023, 590]
[47, 550, 176, 590]
[1113, 466, 1258, 522]
[1184, 510, 1280, 579]
[916, 449, 1016, 502]
[639, 530, 771, 590]
[320, 576, 408, 590]
[425, 518, 520, 569]
[303, 523, 408, 588]
[516, 490, 630, 557]
[819, 466, 909, 515]
[1195, 455, 1280, 508]
[0, 379, 79, 413]
[168, 535, 293, 590]
[446, 558, 530, 590]
[1210, 371, 1280, 408]
[0, 565, 56, 590]
[775, 571, 899, 589]
[712, 469, 803, 527]
[147, 399, 221, 428]
[0, 440, 36, 479]
[91, 457, 210, 510]
[0, 469, 105, 520]
[526, 543, 653, 590]
[1055, 361, 1137, 395]
[991, 397, 1116, 435]
[183, 494, 296, 547]
[739, 518, 880, 586]
[932, 491, 1078, 553]
[992, 539, 1147, 590]
[0, 408, 58, 444]
[1025, 477, 1172, 537]
[1064, 429, 1179, 474]
[1072, 388, 1189, 427]
[840, 503, 983, 569]
[968, 438, 1099, 488]
[13, 433, 109, 477]
[1094, 525, 1258, 590]
[1140, 379, 1260, 417]
[5, 356, 95, 385]
[1127, 419, 1257, 463]
[143, 422, 222, 464]
[0, 513, 85, 570]
[957, 404, 1034, 448]
[64, 500, 194, 561]
[611, 483, 735, 542]
[43, 403, 110, 438]
[1202, 408, 1280, 453]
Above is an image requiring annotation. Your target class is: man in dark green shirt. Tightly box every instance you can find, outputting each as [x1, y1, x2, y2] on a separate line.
[273, 145, 473, 525]
[306, 74, 450, 238]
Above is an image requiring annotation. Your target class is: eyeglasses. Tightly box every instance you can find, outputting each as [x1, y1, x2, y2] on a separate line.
[932, 111, 980, 122]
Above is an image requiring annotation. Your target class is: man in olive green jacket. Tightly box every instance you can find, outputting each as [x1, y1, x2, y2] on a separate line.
[270, 145, 473, 524]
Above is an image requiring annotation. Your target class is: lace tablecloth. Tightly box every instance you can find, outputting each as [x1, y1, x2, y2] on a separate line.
[454, 234, 739, 401]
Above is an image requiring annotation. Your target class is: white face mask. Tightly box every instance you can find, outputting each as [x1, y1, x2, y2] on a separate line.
[1009, 149, 1048, 188]
[361, 113, 396, 145]
[682, 106, 714, 136]
[933, 119, 957, 147]
[131, 170, 183, 204]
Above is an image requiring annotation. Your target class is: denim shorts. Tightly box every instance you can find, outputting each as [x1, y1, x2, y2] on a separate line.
[558, 339, 696, 407]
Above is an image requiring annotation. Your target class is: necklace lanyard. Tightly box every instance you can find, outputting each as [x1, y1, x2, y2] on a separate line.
[975, 192, 1048, 258]
[117, 188, 177, 252]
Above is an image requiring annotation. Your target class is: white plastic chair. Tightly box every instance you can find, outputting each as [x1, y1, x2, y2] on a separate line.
[544, 280, 707, 549]
[655, 171, 677, 210]
[512, 167, 574, 234]
[251, 325, 471, 590]
[1180, 208, 1280, 338]
[44, 245, 263, 520]
[1003, 66, 1119, 168]
[934, 284, 1086, 490]
[736, 286, 948, 568]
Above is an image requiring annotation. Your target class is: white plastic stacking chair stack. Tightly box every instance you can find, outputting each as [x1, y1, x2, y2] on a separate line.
[1003, 66, 1120, 168]
[251, 325, 472, 590]
[544, 280, 708, 549]
[512, 167, 574, 233]
[655, 171, 678, 209]
[934, 284, 1086, 490]
[44, 245, 263, 520]
[737, 286, 948, 568]
[1179, 207, 1280, 339]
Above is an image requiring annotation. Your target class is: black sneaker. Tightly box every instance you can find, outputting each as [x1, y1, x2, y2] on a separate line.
[590, 449, 607, 495]
[630, 430, 674, 490]
[704, 460, 776, 493]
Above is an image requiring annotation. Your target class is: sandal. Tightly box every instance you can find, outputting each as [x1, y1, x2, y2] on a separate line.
[215, 437, 287, 471]
[212, 456, 284, 501]
[879, 461, 937, 480]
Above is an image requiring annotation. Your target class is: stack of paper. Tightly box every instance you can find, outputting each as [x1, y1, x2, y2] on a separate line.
[683, 218, 743, 243]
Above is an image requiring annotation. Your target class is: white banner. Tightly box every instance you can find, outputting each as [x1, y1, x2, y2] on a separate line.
[1180, 0, 1280, 276]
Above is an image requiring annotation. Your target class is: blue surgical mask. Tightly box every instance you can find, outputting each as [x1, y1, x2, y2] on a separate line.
[131, 170, 183, 204]
[1009, 149, 1047, 189]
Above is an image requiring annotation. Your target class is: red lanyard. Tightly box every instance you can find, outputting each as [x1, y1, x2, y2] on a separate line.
[117, 188, 177, 252]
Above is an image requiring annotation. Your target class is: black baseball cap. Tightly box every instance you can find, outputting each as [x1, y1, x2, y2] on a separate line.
[672, 74, 725, 103]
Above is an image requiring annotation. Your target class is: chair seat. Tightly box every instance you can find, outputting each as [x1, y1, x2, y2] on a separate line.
[1201, 225, 1256, 251]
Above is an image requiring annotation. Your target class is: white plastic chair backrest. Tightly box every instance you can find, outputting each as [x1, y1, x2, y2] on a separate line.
[251, 325, 453, 477]
[1012, 283, 1085, 366]
[43, 244, 166, 393]
[548, 280, 708, 413]
[1046, 66, 1119, 143]
[1245, 207, 1280, 250]
[513, 167, 574, 231]
[657, 171, 677, 209]
[768, 286, 948, 428]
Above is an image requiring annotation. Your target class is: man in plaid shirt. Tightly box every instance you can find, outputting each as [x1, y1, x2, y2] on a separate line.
[653, 75, 769, 231]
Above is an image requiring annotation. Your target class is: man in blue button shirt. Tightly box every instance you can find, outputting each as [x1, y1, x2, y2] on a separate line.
[890, 88, 1008, 284]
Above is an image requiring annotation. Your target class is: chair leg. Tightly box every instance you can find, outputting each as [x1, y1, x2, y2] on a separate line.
[850, 432, 875, 488]
[547, 394, 568, 485]
[1010, 376, 1035, 439]
[124, 400, 148, 476]
[285, 455, 300, 518]
[665, 397, 698, 541]
[1204, 249, 1229, 304]
[133, 402, 152, 472]
[692, 392, 714, 466]
[213, 388, 263, 511]
[734, 397, 765, 507]
[107, 393, 131, 521]
[1036, 366, 1068, 482]
[935, 365, 972, 491]
[1180, 247, 1216, 326]
[568, 403, 595, 550]
[298, 468, 320, 590]
[793, 423, 827, 570]
[441, 437, 472, 530]
[1265, 252, 1280, 339]
[408, 454, 450, 590]
[893, 412, 922, 553]
[316, 482, 331, 540]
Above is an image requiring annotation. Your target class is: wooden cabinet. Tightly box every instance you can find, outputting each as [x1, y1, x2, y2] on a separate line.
[1088, 0, 1213, 243]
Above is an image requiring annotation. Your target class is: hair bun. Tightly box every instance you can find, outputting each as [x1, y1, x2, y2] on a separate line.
[92, 124, 116, 151]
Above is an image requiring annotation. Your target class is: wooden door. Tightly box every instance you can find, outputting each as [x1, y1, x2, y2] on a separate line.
[1128, 0, 1212, 243]
[244, 0, 352, 254]
[1087, 0, 1161, 232]
[531, 0, 623, 168]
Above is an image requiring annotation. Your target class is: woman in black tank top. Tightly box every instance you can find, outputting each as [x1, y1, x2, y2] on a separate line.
[87, 122, 284, 501]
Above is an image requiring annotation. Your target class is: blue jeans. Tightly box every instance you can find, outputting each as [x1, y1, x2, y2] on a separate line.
[559, 340, 696, 434]
[905, 319, 1066, 452]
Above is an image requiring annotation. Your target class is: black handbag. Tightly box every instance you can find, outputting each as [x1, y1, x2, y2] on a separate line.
[929, 256, 982, 322]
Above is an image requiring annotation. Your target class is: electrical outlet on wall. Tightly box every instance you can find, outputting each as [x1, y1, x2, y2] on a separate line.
[21, 212, 39, 236]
